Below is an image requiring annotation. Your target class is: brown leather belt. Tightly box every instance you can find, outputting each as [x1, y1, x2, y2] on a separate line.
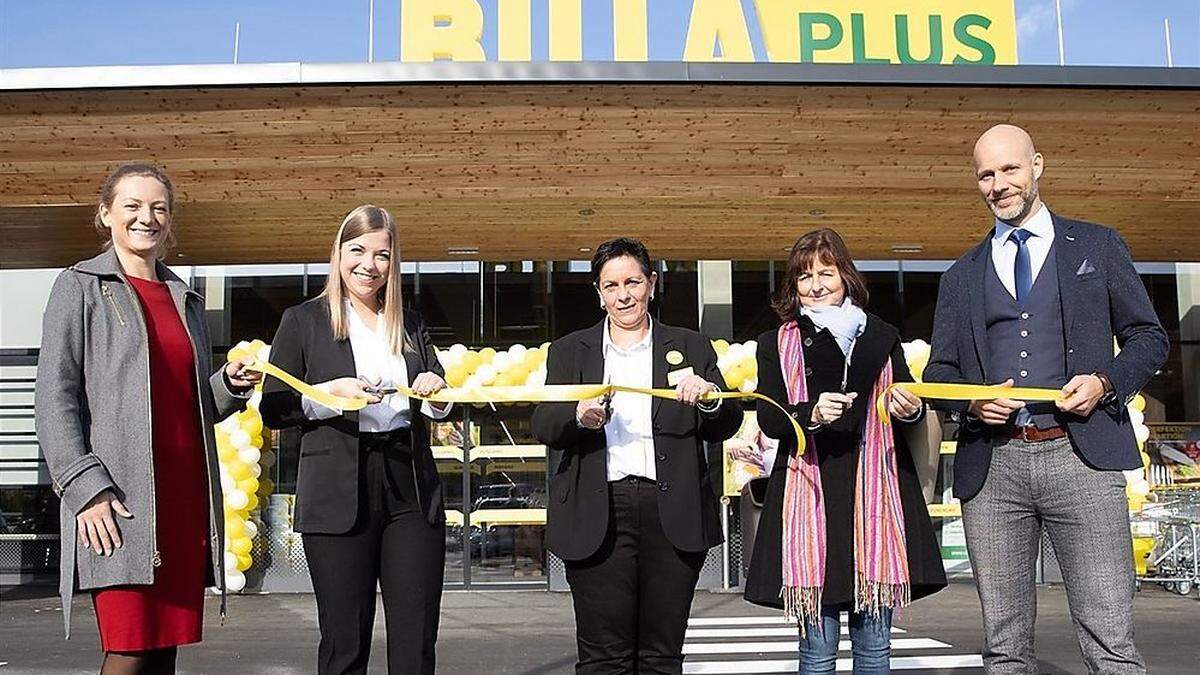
[1003, 424, 1068, 443]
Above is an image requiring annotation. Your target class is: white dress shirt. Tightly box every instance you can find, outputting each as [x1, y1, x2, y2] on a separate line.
[602, 319, 657, 482]
[302, 302, 452, 431]
[990, 203, 1055, 300]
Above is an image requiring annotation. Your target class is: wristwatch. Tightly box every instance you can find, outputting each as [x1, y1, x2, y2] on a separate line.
[1092, 371, 1117, 406]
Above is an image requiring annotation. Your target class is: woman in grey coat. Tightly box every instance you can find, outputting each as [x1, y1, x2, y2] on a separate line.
[35, 163, 259, 675]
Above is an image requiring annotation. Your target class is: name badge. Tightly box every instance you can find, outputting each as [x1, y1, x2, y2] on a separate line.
[667, 366, 695, 387]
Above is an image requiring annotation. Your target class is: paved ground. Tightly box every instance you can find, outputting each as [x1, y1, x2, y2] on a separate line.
[2, 581, 1197, 674]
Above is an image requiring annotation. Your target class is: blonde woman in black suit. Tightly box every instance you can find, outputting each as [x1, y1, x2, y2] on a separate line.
[261, 205, 451, 675]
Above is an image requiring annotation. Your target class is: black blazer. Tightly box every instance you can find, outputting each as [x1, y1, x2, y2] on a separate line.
[260, 298, 447, 533]
[531, 320, 744, 561]
[924, 214, 1169, 501]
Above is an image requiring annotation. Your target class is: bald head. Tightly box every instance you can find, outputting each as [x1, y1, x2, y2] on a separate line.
[972, 124, 1045, 225]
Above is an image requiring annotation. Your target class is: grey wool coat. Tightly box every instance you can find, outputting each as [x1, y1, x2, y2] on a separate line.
[34, 249, 249, 636]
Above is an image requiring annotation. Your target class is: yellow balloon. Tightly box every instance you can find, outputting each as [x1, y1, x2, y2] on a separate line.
[231, 536, 253, 555]
[1132, 394, 1146, 412]
[460, 351, 483, 373]
[712, 339, 730, 356]
[446, 364, 470, 388]
[218, 445, 237, 463]
[245, 493, 260, 512]
[724, 363, 747, 391]
[236, 553, 253, 572]
[241, 415, 263, 437]
[225, 518, 246, 539]
[478, 347, 497, 364]
[1140, 451, 1151, 468]
[230, 462, 252, 481]
[238, 478, 259, 495]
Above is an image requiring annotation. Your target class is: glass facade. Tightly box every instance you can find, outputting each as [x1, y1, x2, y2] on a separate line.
[3, 260, 1198, 586]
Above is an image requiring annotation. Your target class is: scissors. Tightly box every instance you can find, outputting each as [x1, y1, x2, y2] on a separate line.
[600, 376, 614, 423]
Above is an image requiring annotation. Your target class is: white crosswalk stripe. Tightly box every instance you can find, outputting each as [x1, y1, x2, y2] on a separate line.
[682, 613, 982, 674]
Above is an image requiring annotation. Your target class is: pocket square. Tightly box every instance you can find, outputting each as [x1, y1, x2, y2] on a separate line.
[1076, 259, 1096, 276]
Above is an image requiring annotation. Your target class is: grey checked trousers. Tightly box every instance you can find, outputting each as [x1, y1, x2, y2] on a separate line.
[961, 436, 1145, 675]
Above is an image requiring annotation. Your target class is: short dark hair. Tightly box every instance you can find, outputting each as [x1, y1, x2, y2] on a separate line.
[590, 237, 654, 284]
[773, 228, 869, 321]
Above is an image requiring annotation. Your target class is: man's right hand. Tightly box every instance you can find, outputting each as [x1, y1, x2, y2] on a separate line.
[967, 378, 1025, 426]
[576, 397, 608, 430]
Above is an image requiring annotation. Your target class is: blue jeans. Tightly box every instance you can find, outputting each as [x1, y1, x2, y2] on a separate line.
[798, 607, 892, 674]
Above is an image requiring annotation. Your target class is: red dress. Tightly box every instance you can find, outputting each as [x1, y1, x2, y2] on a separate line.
[93, 276, 211, 651]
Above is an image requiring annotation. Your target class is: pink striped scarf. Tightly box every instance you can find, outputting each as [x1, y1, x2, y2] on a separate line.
[778, 321, 910, 631]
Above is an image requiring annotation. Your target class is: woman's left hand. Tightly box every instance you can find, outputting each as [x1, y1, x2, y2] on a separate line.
[675, 375, 716, 407]
[411, 372, 447, 397]
[225, 357, 262, 392]
[886, 386, 923, 420]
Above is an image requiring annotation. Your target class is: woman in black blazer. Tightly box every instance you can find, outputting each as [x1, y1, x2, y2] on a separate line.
[532, 237, 744, 675]
[260, 205, 451, 675]
[744, 228, 946, 674]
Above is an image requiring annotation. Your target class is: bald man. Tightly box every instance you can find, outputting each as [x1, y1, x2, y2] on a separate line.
[924, 125, 1167, 674]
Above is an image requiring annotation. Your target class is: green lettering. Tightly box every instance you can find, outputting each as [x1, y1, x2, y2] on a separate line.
[799, 12, 843, 63]
[851, 14, 889, 63]
[952, 14, 995, 65]
[896, 14, 944, 64]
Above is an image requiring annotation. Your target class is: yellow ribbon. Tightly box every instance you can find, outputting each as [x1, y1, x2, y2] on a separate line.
[247, 359, 809, 454]
[876, 382, 1065, 423]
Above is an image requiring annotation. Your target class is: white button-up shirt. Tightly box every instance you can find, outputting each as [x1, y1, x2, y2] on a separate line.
[602, 319, 657, 482]
[990, 203, 1055, 300]
[303, 302, 452, 432]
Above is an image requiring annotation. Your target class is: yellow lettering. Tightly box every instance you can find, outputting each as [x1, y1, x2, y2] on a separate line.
[751, 0, 804, 63]
[401, 0, 485, 62]
[498, 0, 532, 61]
[683, 0, 754, 62]
[549, 0, 583, 61]
[613, 0, 648, 61]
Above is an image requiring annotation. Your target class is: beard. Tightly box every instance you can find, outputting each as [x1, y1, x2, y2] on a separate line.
[986, 183, 1039, 222]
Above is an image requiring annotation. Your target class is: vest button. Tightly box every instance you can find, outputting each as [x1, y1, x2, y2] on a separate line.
[1019, 369, 1029, 377]
[1020, 330, 1029, 338]
[805, 367, 813, 376]
[1020, 351, 1028, 358]
[803, 337, 813, 347]
[1020, 312, 1030, 320]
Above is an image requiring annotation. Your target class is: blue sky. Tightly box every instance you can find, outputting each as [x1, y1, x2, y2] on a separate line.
[0, 1, 1196, 68]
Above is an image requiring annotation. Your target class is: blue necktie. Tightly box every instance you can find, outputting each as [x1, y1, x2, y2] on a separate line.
[1009, 228, 1034, 304]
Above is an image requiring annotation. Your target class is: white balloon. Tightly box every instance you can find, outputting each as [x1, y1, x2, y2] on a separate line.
[492, 352, 512, 372]
[717, 354, 733, 373]
[227, 490, 249, 511]
[224, 551, 238, 570]
[475, 364, 498, 385]
[739, 378, 758, 393]
[247, 391, 262, 411]
[220, 473, 235, 493]
[229, 430, 252, 451]
[251, 463, 262, 478]
[726, 343, 745, 360]
[744, 340, 758, 354]
[1123, 469, 1145, 484]
[1128, 408, 1145, 427]
[243, 519, 259, 539]
[225, 569, 246, 592]
[218, 416, 241, 434]
[508, 344, 528, 359]
[238, 447, 261, 465]
[525, 369, 547, 387]
[464, 374, 483, 389]
[449, 343, 469, 358]
[1135, 425, 1151, 445]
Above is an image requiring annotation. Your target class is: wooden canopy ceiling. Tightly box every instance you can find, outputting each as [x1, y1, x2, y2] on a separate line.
[1, 81, 1197, 269]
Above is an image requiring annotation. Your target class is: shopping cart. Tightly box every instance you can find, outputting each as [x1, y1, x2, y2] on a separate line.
[1132, 485, 1200, 598]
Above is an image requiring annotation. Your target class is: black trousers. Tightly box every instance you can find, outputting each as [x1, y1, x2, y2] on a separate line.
[302, 431, 445, 675]
[565, 476, 707, 675]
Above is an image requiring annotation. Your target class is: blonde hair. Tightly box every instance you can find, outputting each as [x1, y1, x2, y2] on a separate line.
[321, 205, 409, 356]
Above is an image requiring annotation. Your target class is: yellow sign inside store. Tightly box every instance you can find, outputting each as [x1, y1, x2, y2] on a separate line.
[398, 0, 1018, 66]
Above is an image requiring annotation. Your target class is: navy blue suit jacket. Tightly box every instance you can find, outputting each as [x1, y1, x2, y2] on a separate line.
[924, 213, 1168, 501]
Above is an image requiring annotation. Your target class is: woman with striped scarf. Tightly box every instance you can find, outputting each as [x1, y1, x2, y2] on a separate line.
[744, 228, 947, 674]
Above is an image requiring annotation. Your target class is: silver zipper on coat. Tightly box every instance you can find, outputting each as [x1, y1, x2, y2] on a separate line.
[100, 283, 127, 327]
[117, 276, 161, 570]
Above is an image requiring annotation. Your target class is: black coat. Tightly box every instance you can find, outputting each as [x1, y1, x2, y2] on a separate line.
[744, 315, 947, 610]
[531, 320, 744, 561]
[260, 298, 447, 533]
